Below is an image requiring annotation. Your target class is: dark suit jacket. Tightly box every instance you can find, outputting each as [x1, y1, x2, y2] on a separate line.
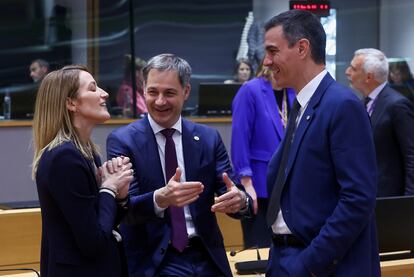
[371, 85, 414, 196]
[107, 117, 250, 277]
[36, 141, 127, 277]
[267, 73, 380, 276]
[231, 77, 295, 198]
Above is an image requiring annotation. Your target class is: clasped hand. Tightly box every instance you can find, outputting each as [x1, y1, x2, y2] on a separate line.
[100, 156, 134, 199]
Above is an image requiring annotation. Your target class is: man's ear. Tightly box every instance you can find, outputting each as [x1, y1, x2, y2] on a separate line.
[297, 39, 310, 59]
[66, 97, 77, 113]
[366, 72, 375, 83]
[184, 84, 191, 100]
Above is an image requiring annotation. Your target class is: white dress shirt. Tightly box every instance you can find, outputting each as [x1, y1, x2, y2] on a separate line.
[271, 69, 328, 234]
[148, 115, 197, 237]
[365, 82, 387, 116]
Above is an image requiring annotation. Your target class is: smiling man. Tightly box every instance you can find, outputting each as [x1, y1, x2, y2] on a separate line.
[106, 54, 252, 277]
[263, 10, 380, 276]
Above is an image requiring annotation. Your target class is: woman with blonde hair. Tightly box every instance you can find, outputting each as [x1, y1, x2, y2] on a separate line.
[32, 65, 133, 277]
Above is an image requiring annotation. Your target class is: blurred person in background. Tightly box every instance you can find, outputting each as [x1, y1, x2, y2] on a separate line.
[231, 60, 295, 248]
[388, 59, 414, 103]
[117, 54, 148, 117]
[29, 59, 49, 83]
[224, 58, 253, 84]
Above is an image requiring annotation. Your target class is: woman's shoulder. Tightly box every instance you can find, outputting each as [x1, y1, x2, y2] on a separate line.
[42, 141, 82, 163]
[239, 77, 269, 92]
[37, 141, 83, 177]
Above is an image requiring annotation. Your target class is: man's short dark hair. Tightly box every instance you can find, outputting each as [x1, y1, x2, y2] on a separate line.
[265, 10, 326, 65]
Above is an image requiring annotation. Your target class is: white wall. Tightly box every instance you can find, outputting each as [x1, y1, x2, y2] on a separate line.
[380, 0, 414, 70]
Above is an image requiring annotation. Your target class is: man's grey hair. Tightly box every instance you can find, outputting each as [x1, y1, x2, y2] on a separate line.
[32, 59, 49, 69]
[143, 54, 192, 87]
[354, 48, 389, 83]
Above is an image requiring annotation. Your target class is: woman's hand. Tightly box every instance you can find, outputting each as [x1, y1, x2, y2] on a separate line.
[241, 176, 258, 214]
[101, 156, 133, 199]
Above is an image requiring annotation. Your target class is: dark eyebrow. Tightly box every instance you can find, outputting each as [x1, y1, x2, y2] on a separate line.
[265, 45, 278, 51]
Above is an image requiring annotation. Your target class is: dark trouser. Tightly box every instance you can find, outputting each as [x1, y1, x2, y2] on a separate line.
[266, 244, 310, 277]
[241, 198, 272, 248]
[155, 237, 225, 277]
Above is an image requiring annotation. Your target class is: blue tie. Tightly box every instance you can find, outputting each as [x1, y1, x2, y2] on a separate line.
[161, 128, 188, 252]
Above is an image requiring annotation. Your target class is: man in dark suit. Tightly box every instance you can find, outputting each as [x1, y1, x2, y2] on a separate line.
[263, 10, 380, 276]
[346, 48, 414, 196]
[107, 53, 252, 277]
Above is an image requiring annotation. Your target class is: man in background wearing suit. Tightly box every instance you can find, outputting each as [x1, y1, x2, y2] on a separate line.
[346, 48, 414, 196]
[263, 10, 380, 276]
[107, 53, 252, 277]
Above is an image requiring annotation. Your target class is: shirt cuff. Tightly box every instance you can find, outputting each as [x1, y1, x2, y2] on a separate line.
[100, 188, 116, 198]
[153, 192, 166, 217]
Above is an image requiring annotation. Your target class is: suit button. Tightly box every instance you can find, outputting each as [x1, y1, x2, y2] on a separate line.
[160, 248, 166, 255]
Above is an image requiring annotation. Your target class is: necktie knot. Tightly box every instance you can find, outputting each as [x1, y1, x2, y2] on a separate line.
[161, 128, 175, 138]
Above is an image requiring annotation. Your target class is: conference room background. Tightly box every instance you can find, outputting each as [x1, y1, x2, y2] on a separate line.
[0, 0, 413, 203]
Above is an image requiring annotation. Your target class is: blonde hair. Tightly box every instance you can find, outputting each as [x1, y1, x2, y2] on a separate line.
[256, 58, 272, 80]
[32, 65, 98, 179]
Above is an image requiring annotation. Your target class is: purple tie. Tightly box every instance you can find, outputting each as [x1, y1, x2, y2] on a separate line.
[161, 128, 188, 252]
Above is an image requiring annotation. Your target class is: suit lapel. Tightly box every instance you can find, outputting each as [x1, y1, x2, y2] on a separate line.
[181, 119, 201, 216]
[134, 117, 165, 188]
[83, 155, 100, 192]
[262, 79, 284, 140]
[370, 87, 388, 129]
[285, 73, 334, 177]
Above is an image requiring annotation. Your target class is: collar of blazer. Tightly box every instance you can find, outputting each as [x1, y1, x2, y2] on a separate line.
[283, 73, 335, 182]
[370, 85, 390, 128]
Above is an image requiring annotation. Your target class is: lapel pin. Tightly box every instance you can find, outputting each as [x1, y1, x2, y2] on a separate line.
[194, 136, 200, 141]
[306, 115, 311, 120]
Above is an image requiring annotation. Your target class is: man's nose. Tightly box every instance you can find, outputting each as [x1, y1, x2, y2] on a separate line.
[155, 94, 166, 104]
[263, 56, 272, 66]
